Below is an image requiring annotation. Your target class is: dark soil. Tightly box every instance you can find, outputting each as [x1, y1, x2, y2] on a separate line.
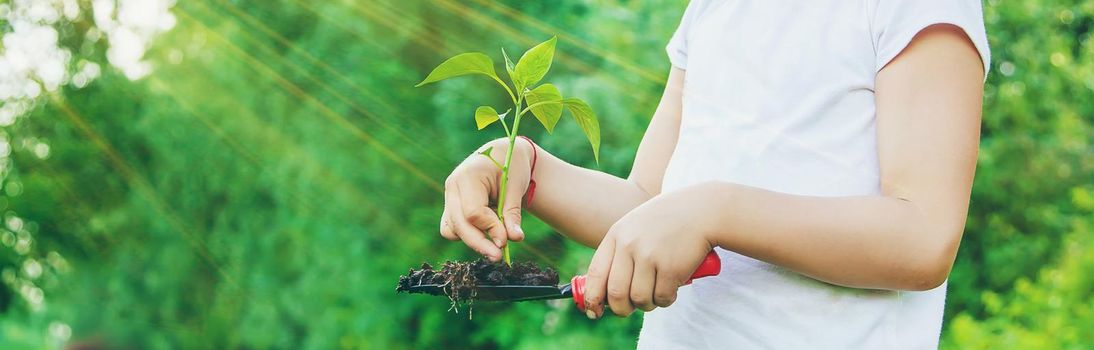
[396, 259, 559, 302]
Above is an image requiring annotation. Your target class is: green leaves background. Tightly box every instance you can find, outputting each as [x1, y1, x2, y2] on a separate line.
[0, 0, 1088, 349]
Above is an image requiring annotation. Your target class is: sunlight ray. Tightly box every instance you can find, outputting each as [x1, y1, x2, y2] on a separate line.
[143, 78, 395, 314]
[30, 160, 114, 255]
[190, 0, 567, 267]
[145, 75, 404, 236]
[193, 0, 447, 164]
[472, 0, 668, 85]
[146, 30, 538, 271]
[333, 0, 658, 130]
[425, 0, 659, 111]
[175, 10, 445, 193]
[49, 94, 241, 292]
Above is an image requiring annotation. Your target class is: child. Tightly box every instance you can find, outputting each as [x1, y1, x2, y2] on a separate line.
[438, 0, 989, 348]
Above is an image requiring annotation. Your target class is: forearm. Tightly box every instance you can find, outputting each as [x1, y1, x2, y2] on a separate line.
[673, 181, 965, 291]
[509, 140, 651, 248]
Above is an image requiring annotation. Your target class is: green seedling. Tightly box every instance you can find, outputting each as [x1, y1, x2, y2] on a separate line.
[416, 37, 600, 266]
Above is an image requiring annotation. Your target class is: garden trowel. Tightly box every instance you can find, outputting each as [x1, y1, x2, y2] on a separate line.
[405, 251, 721, 312]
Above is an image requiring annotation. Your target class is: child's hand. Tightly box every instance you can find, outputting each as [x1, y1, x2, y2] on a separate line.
[439, 138, 532, 261]
[580, 192, 715, 318]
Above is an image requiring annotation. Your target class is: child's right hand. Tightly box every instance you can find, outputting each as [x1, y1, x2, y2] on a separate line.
[439, 138, 533, 261]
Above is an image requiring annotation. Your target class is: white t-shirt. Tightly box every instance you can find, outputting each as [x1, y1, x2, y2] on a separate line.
[642, 1, 990, 349]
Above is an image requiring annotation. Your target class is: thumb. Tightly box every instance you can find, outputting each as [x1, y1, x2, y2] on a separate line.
[501, 165, 529, 242]
[503, 206, 524, 242]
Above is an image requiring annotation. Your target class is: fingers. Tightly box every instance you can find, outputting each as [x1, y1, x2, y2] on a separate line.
[606, 252, 636, 317]
[653, 269, 680, 308]
[445, 181, 502, 261]
[584, 241, 685, 318]
[630, 261, 656, 312]
[458, 177, 508, 249]
[582, 236, 615, 319]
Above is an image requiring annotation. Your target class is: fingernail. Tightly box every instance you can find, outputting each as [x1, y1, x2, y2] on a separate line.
[493, 238, 504, 248]
[585, 309, 597, 320]
[511, 224, 525, 239]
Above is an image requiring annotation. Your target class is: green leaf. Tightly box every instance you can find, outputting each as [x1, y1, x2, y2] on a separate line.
[474, 106, 503, 130]
[415, 52, 500, 87]
[563, 98, 600, 163]
[513, 37, 557, 90]
[524, 84, 564, 133]
[501, 47, 516, 79]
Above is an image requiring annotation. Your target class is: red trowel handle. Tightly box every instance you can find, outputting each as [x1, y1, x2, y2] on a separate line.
[572, 250, 721, 312]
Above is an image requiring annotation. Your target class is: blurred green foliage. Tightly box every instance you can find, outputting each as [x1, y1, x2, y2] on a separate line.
[0, 0, 1089, 348]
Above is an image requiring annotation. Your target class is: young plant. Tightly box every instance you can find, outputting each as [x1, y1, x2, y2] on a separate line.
[416, 37, 600, 266]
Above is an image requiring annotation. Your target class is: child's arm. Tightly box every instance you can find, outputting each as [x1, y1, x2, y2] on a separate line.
[580, 24, 986, 318]
[438, 68, 687, 260]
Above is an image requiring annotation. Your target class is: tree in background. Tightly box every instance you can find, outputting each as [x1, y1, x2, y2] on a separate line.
[0, 0, 1089, 348]
[940, 1, 1093, 348]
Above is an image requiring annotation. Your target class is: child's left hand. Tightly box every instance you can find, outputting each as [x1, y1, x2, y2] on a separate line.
[580, 190, 715, 319]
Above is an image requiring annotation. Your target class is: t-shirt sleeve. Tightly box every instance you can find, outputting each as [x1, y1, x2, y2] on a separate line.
[872, 0, 992, 80]
[666, 0, 709, 70]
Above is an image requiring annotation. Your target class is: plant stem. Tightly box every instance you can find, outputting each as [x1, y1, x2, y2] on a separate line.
[483, 152, 504, 170]
[495, 97, 524, 266]
[498, 111, 512, 138]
